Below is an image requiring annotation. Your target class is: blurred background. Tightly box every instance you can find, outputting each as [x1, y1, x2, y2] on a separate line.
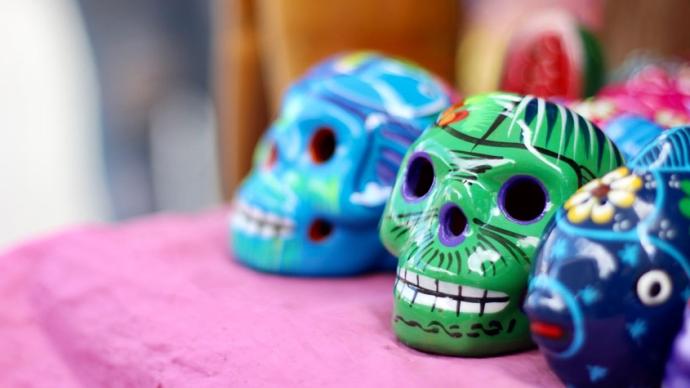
[1, 0, 688, 248]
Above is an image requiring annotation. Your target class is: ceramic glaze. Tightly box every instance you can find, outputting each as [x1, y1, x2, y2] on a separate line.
[379, 93, 623, 356]
[665, 302, 690, 388]
[526, 126, 690, 386]
[602, 115, 663, 161]
[230, 52, 456, 276]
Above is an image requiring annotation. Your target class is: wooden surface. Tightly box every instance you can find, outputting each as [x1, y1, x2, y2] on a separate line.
[601, 0, 690, 67]
[216, 0, 269, 198]
[255, 0, 460, 112]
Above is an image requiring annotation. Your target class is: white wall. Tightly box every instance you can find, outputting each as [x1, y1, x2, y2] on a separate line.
[0, 0, 110, 249]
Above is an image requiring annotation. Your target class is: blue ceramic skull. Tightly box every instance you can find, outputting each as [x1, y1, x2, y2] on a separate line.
[525, 126, 690, 387]
[230, 52, 456, 276]
[603, 114, 663, 161]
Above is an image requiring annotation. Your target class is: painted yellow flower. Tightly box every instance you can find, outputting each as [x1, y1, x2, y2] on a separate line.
[565, 167, 643, 224]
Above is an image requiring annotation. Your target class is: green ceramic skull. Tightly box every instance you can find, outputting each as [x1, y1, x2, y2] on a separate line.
[379, 93, 624, 356]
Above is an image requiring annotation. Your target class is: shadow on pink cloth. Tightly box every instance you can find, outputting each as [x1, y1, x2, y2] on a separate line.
[0, 209, 560, 387]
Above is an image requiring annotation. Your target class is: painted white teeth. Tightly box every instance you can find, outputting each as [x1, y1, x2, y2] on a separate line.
[415, 292, 435, 307]
[259, 225, 273, 238]
[462, 287, 485, 298]
[400, 283, 416, 301]
[461, 302, 482, 314]
[438, 281, 460, 296]
[418, 275, 436, 291]
[434, 297, 458, 311]
[231, 201, 295, 239]
[245, 220, 259, 235]
[395, 271, 510, 315]
[483, 302, 508, 314]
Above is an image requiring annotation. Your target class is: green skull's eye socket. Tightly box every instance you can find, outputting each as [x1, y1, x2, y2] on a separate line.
[402, 152, 434, 201]
[499, 175, 548, 223]
[310, 127, 336, 164]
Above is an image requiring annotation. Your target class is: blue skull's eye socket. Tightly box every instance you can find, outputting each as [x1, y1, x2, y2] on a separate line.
[402, 152, 434, 201]
[310, 127, 336, 164]
[499, 175, 547, 223]
[264, 142, 278, 169]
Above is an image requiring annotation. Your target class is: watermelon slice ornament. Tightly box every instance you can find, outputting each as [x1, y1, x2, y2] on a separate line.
[501, 10, 604, 100]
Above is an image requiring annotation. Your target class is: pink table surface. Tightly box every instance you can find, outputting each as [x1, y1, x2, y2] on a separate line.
[0, 209, 561, 387]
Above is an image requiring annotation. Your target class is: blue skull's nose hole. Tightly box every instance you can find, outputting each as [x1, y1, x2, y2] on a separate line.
[308, 219, 333, 242]
[439, 203, 467, 247]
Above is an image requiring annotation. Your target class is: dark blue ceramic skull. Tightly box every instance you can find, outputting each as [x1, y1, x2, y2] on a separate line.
[526, 126, 690, 387]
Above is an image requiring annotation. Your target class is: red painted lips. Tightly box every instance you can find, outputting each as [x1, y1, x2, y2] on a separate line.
[530, 320, 565, 340]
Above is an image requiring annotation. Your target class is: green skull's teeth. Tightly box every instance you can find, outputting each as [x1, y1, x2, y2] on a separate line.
[438, 281, 459, 296]
[418, 275, 436, 291]
[461, 287, 485, 298]
[396, 268, 510, 315]
[483, 300, 510, 314]
[231, 201, 295, 239]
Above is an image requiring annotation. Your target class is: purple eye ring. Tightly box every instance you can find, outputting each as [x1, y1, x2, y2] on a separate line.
[402, 151, 435, 202]
[438, 202, 468, 247]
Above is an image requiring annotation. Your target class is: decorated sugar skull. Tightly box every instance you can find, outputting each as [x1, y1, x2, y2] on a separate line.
[379, 93, 623, 356]
[598, 115, 663, 161]
[665, 301, 690, 388]
[230, 52, 456, 276]
[525, 127, 690, 386]
[568, 59, 690, 129]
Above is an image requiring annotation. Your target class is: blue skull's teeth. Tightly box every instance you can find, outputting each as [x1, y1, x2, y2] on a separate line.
[231, 201, 295, 239]
[396, 270, 510, 314]
[245, 218, 259, 235]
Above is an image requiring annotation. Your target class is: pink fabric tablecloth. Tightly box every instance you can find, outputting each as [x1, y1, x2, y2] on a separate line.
[0, 209, 560, 387]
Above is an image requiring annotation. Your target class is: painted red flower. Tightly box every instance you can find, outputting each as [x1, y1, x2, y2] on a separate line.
[437, 101, 469, 126]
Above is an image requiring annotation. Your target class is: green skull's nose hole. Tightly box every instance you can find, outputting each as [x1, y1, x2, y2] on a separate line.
[310, 127, 336, 164]
[403, 152, 434, 201]
[308, 219, 333, 242]
[499, 175, 548, 223]
[439, 203, 468, 247]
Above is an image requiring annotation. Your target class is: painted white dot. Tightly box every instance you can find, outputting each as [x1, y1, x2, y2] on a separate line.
[636, 270, 673, 306]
